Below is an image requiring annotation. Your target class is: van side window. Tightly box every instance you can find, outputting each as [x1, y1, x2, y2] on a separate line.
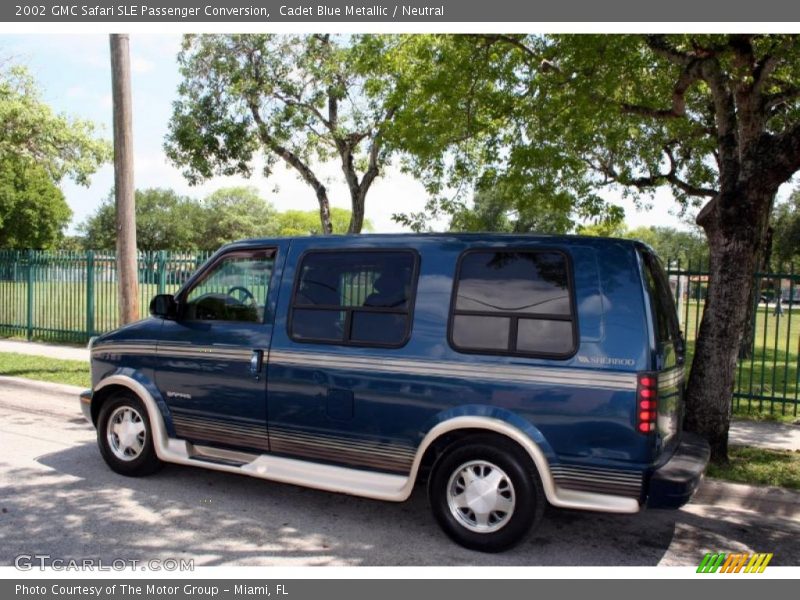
[289, 251, 417, 347]
[449, 250, 576, 357]
[183, 250, 275, 323]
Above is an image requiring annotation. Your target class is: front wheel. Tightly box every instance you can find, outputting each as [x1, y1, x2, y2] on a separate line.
[428, 436, 544, 552]
[97, 392, 163, 476]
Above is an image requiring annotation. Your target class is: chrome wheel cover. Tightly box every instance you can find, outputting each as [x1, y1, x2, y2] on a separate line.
[446, 460, 516, 533]
[106, 405, 146, 461]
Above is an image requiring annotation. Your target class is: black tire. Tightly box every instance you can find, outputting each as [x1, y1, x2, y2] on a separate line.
[428, 435, 545, 552]
[97, 391, 163, 477]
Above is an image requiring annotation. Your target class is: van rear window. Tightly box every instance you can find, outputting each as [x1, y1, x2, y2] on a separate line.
[641, 251, 680, 346]
[449, 250, 576, 358]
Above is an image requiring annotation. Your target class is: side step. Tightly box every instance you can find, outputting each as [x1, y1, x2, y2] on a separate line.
[187, 443, 259, 468]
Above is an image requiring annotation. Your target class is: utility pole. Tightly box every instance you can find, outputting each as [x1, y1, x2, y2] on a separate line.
[110, 33, 138, 324]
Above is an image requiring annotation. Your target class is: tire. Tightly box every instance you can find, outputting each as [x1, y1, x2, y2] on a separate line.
[97, 391, 163, 477]
[428, 435, 545, 552]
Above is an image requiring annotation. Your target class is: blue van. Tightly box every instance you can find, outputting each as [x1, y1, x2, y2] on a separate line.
[81, 234, 709, 552]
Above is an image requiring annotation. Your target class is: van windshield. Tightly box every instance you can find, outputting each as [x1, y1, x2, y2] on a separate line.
[641, 250, 681, 346]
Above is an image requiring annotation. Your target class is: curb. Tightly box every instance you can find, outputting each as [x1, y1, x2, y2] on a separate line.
[0, 375, 85, 397]
[693, 478, 800, 519]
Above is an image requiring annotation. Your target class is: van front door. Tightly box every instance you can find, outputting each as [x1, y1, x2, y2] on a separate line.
[154, 246, 282, 453]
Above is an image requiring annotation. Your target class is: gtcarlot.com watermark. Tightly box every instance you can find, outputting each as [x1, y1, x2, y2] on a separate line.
[14, 554, 194, 571]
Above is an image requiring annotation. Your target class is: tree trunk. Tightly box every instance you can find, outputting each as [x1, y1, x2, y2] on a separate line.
[315, 188, 333, 235]
[348, 188, 367, 234]
[110, 34, 139, 324]
[686, 185, 775, 463]
[738, 228, 772, 358]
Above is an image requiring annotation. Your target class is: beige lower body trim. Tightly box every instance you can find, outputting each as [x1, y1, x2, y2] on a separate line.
[92, 375, 640, 512]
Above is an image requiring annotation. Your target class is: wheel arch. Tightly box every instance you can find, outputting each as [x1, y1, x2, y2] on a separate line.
[93, 374, 172, 460]
[405, 415, 558, 505]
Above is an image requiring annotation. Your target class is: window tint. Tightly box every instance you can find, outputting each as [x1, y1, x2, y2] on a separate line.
[290, 251, 417, 347]
[183, 251, 274, 323]
[450, 250, 576, 357]
[641, 251, 680, 345]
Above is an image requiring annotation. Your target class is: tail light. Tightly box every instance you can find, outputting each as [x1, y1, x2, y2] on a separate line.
[637, 372, 658, 434]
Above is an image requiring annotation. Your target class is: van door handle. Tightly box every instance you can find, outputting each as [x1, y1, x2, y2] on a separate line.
[249, 349, 264, 380]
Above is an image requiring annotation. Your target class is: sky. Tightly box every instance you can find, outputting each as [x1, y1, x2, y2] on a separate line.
[2, 33, 699, 235]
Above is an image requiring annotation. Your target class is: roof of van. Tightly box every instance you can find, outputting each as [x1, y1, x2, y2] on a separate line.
[227, 232, 646, 246]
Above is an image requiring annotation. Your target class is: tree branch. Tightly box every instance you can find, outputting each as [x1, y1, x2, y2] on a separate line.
[621, 58, 704, 122]
[247, 100, 328, 200]
[592, 147, 717, 198]
[645, 35, 692, 65]
[772, 121, 800, 184]
[764, 86, 800, 112]
[475, 34, 540, 63]
[699, 57, 739, 187]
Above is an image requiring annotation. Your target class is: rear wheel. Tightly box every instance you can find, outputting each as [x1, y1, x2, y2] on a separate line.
[97, 392, 163, 476]
[428, 436, 544, 552]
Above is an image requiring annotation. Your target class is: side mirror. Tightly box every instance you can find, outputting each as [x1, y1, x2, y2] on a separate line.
[149, 294, 178, 319]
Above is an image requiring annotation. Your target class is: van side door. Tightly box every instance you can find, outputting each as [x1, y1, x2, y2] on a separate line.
[265, 246, 421, 474]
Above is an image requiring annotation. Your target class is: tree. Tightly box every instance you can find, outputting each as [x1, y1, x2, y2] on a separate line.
[166, 34, 398, 235]
[80, 188, 203, 251]
[0, 155, 72, 249]
[0, 65, 110, 184]
[624, 226, 708, 265]
[381, 34, 800, 462]
[0, 64, 109, 249]
[197, 186, 279, 250]
[274, 207, 373, 236]
[401, 176, 587, 234]
[575, 220, 629, 238]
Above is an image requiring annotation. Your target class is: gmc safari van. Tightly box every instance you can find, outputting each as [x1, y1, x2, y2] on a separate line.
[81, 234, 709, 552]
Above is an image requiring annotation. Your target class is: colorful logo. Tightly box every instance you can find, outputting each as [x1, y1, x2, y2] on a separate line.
[697, 552, 773, 573]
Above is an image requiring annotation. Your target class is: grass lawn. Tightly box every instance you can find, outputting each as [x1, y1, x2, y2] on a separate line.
[0, 352, 90, 388]
[707, 446, 800, 491]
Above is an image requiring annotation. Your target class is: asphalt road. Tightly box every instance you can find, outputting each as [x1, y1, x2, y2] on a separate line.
[1, 378, 798, 567]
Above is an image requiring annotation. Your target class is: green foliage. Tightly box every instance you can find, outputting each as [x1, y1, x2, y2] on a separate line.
[575, 221, 629, 239]
[166, 34, 398, 233]
[274, 207, 373, 236]
[0, 65, 110, 185]
[0, 155, 72, 249]
[380, 35, 800, 230]
[198, 186, 279, 249]
[0, 64, 108, 250]
[445, 182, 578, 234]
[624, 225, 708, 264]
[79, 188, 204, 251]
[79, 186, 369, 249]
[771, 190, 800, 270]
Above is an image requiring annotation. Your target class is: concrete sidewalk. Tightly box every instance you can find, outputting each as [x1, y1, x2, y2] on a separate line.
[730, 418, 800, 451]
[0, 339, 89, 362]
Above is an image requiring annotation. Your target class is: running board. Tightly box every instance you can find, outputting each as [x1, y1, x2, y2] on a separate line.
[164, 438, 409, 501]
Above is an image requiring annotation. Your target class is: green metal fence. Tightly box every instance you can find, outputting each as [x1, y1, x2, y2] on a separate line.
[666, 260, 799, 416]
[0, 250, 212, 343]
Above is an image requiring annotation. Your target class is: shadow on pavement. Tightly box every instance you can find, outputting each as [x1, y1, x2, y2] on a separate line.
[0, 442, 795, 566]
